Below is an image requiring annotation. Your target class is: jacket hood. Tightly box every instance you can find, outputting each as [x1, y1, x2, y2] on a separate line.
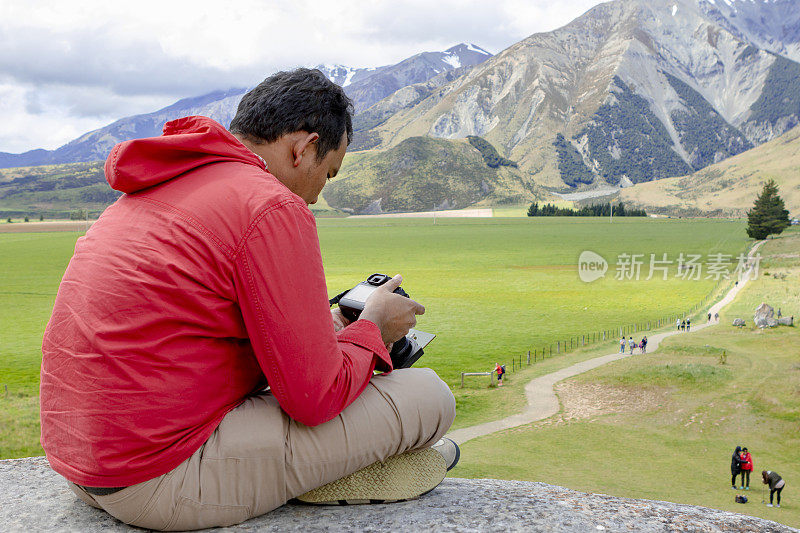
[105, 116, 265, 193]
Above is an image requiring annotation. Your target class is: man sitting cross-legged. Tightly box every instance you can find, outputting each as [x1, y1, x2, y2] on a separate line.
[40, 68, 457, 531]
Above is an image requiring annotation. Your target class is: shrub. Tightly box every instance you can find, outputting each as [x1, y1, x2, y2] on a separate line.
[466, 136, 518, 168]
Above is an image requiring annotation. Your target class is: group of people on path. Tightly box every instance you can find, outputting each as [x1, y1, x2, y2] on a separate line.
[619, 336, 647, 354]
[707, 312, 719, 322]
[677, 318, 692, 331]
[730, 446, 786, 508]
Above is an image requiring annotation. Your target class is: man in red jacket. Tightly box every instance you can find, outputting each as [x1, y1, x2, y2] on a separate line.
[40, 69, 456, 530]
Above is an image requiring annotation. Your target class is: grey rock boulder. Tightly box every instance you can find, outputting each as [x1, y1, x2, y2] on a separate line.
[733, 318, 746, 327]
[778, 316, 794, 326]
[1, 457, 796, 532]
[754, 303, 776, 328]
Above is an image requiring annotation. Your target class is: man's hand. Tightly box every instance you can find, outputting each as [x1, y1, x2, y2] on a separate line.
[332, 307, 393, 351]
[359, 274, 425, 345]
[331, 307, 350, 332]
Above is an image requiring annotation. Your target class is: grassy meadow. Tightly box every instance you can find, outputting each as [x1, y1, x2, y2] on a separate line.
[1, 217, 750, 459]
[455, 228, 800, 527]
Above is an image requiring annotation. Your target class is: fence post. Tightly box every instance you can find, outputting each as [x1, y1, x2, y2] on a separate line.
[549, 345, 552, 357]
[461, 373, 464, 388]
[512, 359, 515, 372]
[527, 350, 531, 365]
[557, 341, 560, 354]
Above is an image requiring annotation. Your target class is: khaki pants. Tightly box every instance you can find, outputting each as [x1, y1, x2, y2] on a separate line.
[69, 368, 455, 531]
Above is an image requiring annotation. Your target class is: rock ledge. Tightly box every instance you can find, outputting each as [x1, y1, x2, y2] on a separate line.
[1, 457, 795, 532]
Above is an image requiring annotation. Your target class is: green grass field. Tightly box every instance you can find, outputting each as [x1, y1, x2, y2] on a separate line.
[455, 228, 800, 527]
[1, 217, 750, 459]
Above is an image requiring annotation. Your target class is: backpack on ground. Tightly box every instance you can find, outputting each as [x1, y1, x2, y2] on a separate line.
[735, 494, 748, 504]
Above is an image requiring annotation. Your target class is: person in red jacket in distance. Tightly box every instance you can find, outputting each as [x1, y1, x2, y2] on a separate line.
[740, 447, 753, 490]
[40, 69, 456, 531]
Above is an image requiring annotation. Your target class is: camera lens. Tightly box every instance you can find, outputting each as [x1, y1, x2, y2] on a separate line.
[390, 336, 423, 369]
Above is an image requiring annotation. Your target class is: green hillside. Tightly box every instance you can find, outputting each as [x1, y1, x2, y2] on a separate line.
[324, 136, 544, 213]
[0, 162, 117, 219]
[621, 125, 800, 217]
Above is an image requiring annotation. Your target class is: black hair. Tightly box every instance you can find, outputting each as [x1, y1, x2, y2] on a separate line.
[230, 68, 353, 160]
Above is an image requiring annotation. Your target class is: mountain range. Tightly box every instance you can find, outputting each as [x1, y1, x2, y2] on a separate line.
[1, 0, 799, 216]
[0, 43, 492, 170]
[333, 0, 800, 201]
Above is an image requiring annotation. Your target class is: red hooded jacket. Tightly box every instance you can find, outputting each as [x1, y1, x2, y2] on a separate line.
[741, 452, 753, 471]
[40, 116, 391, 487]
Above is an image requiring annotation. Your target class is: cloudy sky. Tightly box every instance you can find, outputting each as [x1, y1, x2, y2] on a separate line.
[0, 0, 600, 153]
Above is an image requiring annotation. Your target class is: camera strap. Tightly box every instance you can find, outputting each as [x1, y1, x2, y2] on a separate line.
[328, 289, 348, 307]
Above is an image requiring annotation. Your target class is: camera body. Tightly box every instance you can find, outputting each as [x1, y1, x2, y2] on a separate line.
[335, 273, 430, 369]
[338, 273, 407, 322]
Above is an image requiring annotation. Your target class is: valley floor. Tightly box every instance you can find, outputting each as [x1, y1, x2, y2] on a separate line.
[454, 229, 800, 528]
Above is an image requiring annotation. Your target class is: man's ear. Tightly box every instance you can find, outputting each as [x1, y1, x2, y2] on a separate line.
[292, 132, 320, 167]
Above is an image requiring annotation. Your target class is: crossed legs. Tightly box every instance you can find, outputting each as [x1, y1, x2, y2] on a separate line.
[69, 368, 456, 531]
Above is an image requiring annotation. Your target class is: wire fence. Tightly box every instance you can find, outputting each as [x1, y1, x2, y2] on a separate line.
[466, 277, 730, 386]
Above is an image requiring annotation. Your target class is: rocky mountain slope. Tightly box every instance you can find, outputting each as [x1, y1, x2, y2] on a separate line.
[341, 0, 800, 208]
[317, 43, 492, 113]
[0, 44, 491, 170]
[619, 124, 800, 216]
[706, 0, 800, 63]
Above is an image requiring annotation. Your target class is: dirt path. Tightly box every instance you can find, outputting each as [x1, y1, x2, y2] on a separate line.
[446, 240, 766, 445]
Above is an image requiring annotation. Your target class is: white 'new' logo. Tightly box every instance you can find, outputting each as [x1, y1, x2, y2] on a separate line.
[578, 251, 607, 283]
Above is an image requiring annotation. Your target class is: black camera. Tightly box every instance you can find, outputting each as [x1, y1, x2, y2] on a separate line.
[331, 273, 431, 369]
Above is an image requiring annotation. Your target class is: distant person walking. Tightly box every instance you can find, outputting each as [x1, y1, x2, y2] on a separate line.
[714, 312, 719, 322]
[762, 470, 785, 507]
[641, 336, 647, 354]
[628, 337, 636, 353]
[686, 318, 691, 331]
[740, 447, 753, 490]
[680, 319, 686, 331]
[731, 446, 743, 489]
[620, 336, 626, 354]
[708, 312, 712, 322]
[677, 318, 681, 331]
[495, 363, 505, 387]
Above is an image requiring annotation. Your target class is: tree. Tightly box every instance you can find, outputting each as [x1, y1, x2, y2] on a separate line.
[746, 179, 790, 239]
[527, 202, 539, 217]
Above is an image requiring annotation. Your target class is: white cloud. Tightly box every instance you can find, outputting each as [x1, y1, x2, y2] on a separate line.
[0, 0, 600, 153]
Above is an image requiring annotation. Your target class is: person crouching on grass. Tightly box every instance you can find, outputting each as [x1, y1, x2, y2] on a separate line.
[40, 68, 458, 531]
[763, 470, 785, 508]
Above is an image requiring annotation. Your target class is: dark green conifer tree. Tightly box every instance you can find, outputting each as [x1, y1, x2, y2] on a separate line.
[746, 179, 790, 239]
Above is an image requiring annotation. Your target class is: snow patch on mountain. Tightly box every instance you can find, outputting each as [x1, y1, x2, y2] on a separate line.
[442, 54, 462, 68]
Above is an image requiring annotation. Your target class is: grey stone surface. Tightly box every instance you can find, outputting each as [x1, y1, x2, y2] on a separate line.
[733, 318, 746, 327]
[2, 456, 796, 532]
[754, 303, 776, 328]
[778, 316, 794, 326]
